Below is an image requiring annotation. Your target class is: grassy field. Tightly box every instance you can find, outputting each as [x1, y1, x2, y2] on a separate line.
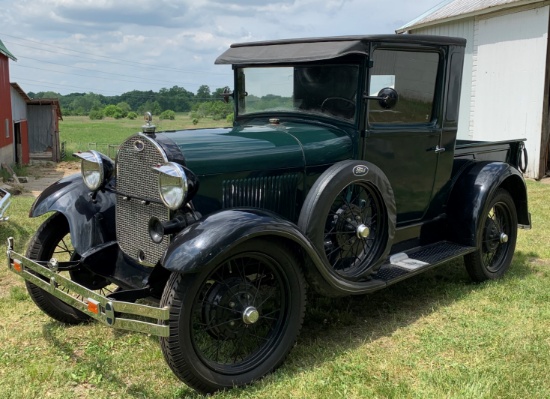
[1, 115, 549, 398]
[0, 179, 548, 398]
[60, 114, 230, 159]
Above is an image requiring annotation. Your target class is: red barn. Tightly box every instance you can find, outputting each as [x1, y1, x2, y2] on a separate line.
[0, 39, 61, 166]
[0, 39, 16, 166]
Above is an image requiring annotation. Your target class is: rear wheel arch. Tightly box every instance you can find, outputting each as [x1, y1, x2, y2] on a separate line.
[447, 162, 529, 246]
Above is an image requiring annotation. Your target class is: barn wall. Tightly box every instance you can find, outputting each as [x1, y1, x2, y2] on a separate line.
[10, 86, 27, 122]
[471, 6, 549, 178]
[411, 18, 476, 141]
[0, 54, 13, 164]
[410, 5, 550, 178]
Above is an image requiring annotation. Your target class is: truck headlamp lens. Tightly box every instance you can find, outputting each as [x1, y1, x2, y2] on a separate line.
[74, 150, 104, 191]
[153, 162, 188, 210]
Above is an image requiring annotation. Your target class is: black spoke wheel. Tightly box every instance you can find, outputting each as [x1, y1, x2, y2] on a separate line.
[160, 239, 306, 393]
[25, 212, 115, 324]
[298, 161, 393, 281]
[464, 189, 518, 281]
[323, 182, 386, 278]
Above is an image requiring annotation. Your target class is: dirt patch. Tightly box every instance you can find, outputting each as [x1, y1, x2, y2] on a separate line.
[6, 161, 80, 197]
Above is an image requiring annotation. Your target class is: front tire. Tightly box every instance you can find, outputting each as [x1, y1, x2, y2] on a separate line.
[464, 189, 518, 281]
[160, 239, 306, 393]
[26, 212, 115, 324]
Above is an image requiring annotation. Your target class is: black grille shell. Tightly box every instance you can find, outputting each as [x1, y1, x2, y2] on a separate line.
[116, 134, 170, 265]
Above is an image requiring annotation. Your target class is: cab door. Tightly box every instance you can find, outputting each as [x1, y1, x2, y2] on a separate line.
[363, 46, 443, 225]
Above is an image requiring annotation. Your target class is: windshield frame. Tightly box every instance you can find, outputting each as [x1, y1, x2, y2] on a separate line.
[234, 61, 362, 125]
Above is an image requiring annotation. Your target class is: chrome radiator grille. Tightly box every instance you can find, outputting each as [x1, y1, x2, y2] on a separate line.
[222, 174, 299, 220]
[116, 134, 170, 265]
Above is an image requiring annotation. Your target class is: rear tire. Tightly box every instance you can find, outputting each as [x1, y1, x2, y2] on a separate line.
[160, 239, 306, 393]
[464, 189, 518, 282]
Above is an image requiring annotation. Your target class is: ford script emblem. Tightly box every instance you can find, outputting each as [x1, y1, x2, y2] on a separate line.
[353, 165, 369, 176]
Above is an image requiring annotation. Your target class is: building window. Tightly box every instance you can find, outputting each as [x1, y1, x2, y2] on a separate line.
[5, 119, 9, 138]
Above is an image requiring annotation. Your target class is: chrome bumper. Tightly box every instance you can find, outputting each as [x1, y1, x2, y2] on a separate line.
[0, 188, 10, 221]
[6, 238, 169, 337]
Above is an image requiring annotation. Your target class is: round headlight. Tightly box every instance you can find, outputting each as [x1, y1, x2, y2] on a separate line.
[153, 162, 188, 210]
[75, 150, 104, 191]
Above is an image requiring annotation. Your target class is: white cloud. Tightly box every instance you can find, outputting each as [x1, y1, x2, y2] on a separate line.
[1, 0, 443, 95]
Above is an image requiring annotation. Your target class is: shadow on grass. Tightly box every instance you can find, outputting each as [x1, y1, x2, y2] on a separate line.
[38, 250, 537, 398]
[235, 250, 538, 397]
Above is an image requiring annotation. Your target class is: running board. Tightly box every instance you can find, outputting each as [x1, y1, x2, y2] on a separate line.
[370, 241, 476, 287]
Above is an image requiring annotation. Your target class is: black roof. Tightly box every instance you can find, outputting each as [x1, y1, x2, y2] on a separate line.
[215, 34, 466, 65]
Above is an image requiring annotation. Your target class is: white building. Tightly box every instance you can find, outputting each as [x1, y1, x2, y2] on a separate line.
[398, 0, 550, 179]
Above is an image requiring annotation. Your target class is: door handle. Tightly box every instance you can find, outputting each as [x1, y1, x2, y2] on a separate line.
[434, 145, 445, 154]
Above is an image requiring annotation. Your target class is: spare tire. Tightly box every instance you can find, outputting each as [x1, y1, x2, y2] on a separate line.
[298, 160, 396, 280]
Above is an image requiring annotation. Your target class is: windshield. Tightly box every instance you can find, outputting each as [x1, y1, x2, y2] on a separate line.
[237, 64, 359, 122]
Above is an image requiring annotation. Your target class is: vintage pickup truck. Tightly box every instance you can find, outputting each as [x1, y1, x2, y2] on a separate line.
[6, 35, 530, 393]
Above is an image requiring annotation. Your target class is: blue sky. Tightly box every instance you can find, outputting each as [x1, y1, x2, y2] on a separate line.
[0, 0, 443, 96]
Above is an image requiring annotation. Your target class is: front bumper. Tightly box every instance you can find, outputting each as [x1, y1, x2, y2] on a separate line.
[6, 238, 170, 337]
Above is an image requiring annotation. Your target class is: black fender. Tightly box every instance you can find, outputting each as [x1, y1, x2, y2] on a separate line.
[160, 208, 387, 296]
[297, 159, 396, 279]
[29, 174, 116, 254]
[447, 161, 530, 247]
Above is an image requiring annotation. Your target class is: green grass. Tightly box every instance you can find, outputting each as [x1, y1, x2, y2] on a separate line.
[60, 113, 230, 159]
[0, 179, 549, 398]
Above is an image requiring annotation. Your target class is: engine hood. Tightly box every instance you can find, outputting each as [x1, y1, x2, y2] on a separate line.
[156, 120, 354, 176]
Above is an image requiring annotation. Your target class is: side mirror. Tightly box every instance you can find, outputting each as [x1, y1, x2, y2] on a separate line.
[221, 87, 233, 103]
[364, 88, 399, 110]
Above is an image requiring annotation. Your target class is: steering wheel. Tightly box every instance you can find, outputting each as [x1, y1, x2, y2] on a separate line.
[320, 97, 356, 119]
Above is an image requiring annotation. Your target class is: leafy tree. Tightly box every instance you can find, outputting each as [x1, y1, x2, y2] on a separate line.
[127, 111, 138, 120]
[196, 85, 211, 100]
[159, 110, 176, 120]
[116, 102, 131, 117]
[69, 93, 103, 115]
[103, 105, 119, 117]
[89, 109, 104, 120]
[137, 100, 162, 116]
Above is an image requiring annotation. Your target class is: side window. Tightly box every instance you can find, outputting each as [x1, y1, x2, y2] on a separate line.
[368, 49, 439, 125]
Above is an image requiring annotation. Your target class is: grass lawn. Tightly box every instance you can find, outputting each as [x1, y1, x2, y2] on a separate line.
[1, 114, 549, 399]
[60, 114, 230, 159]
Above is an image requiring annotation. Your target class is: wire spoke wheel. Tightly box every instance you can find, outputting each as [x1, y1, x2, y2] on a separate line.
[192, 253, 286, 370]
[26, 212, 116, 324]
[323, 182, 386, 278]
[160, 239, 306, 393]
[480, 204, 512, 273]
[298, 161, 393, 283]
[464, 189, 518, 281]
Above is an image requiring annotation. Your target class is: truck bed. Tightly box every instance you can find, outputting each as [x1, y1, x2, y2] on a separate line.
[454, 138, 526, 170]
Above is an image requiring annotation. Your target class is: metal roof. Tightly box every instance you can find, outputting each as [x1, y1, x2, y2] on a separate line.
[397, 0, 543, 33]
[0, 39, 16, 61]
[216, 34, 466, 65]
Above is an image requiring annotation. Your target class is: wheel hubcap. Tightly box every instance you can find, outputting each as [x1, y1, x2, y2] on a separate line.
[356, 224, 370, 239]
[500, 233, 509, 243]
[242, 306, 260, 325]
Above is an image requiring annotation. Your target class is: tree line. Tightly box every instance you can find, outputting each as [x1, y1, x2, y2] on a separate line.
[29, 84, 233, 122]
